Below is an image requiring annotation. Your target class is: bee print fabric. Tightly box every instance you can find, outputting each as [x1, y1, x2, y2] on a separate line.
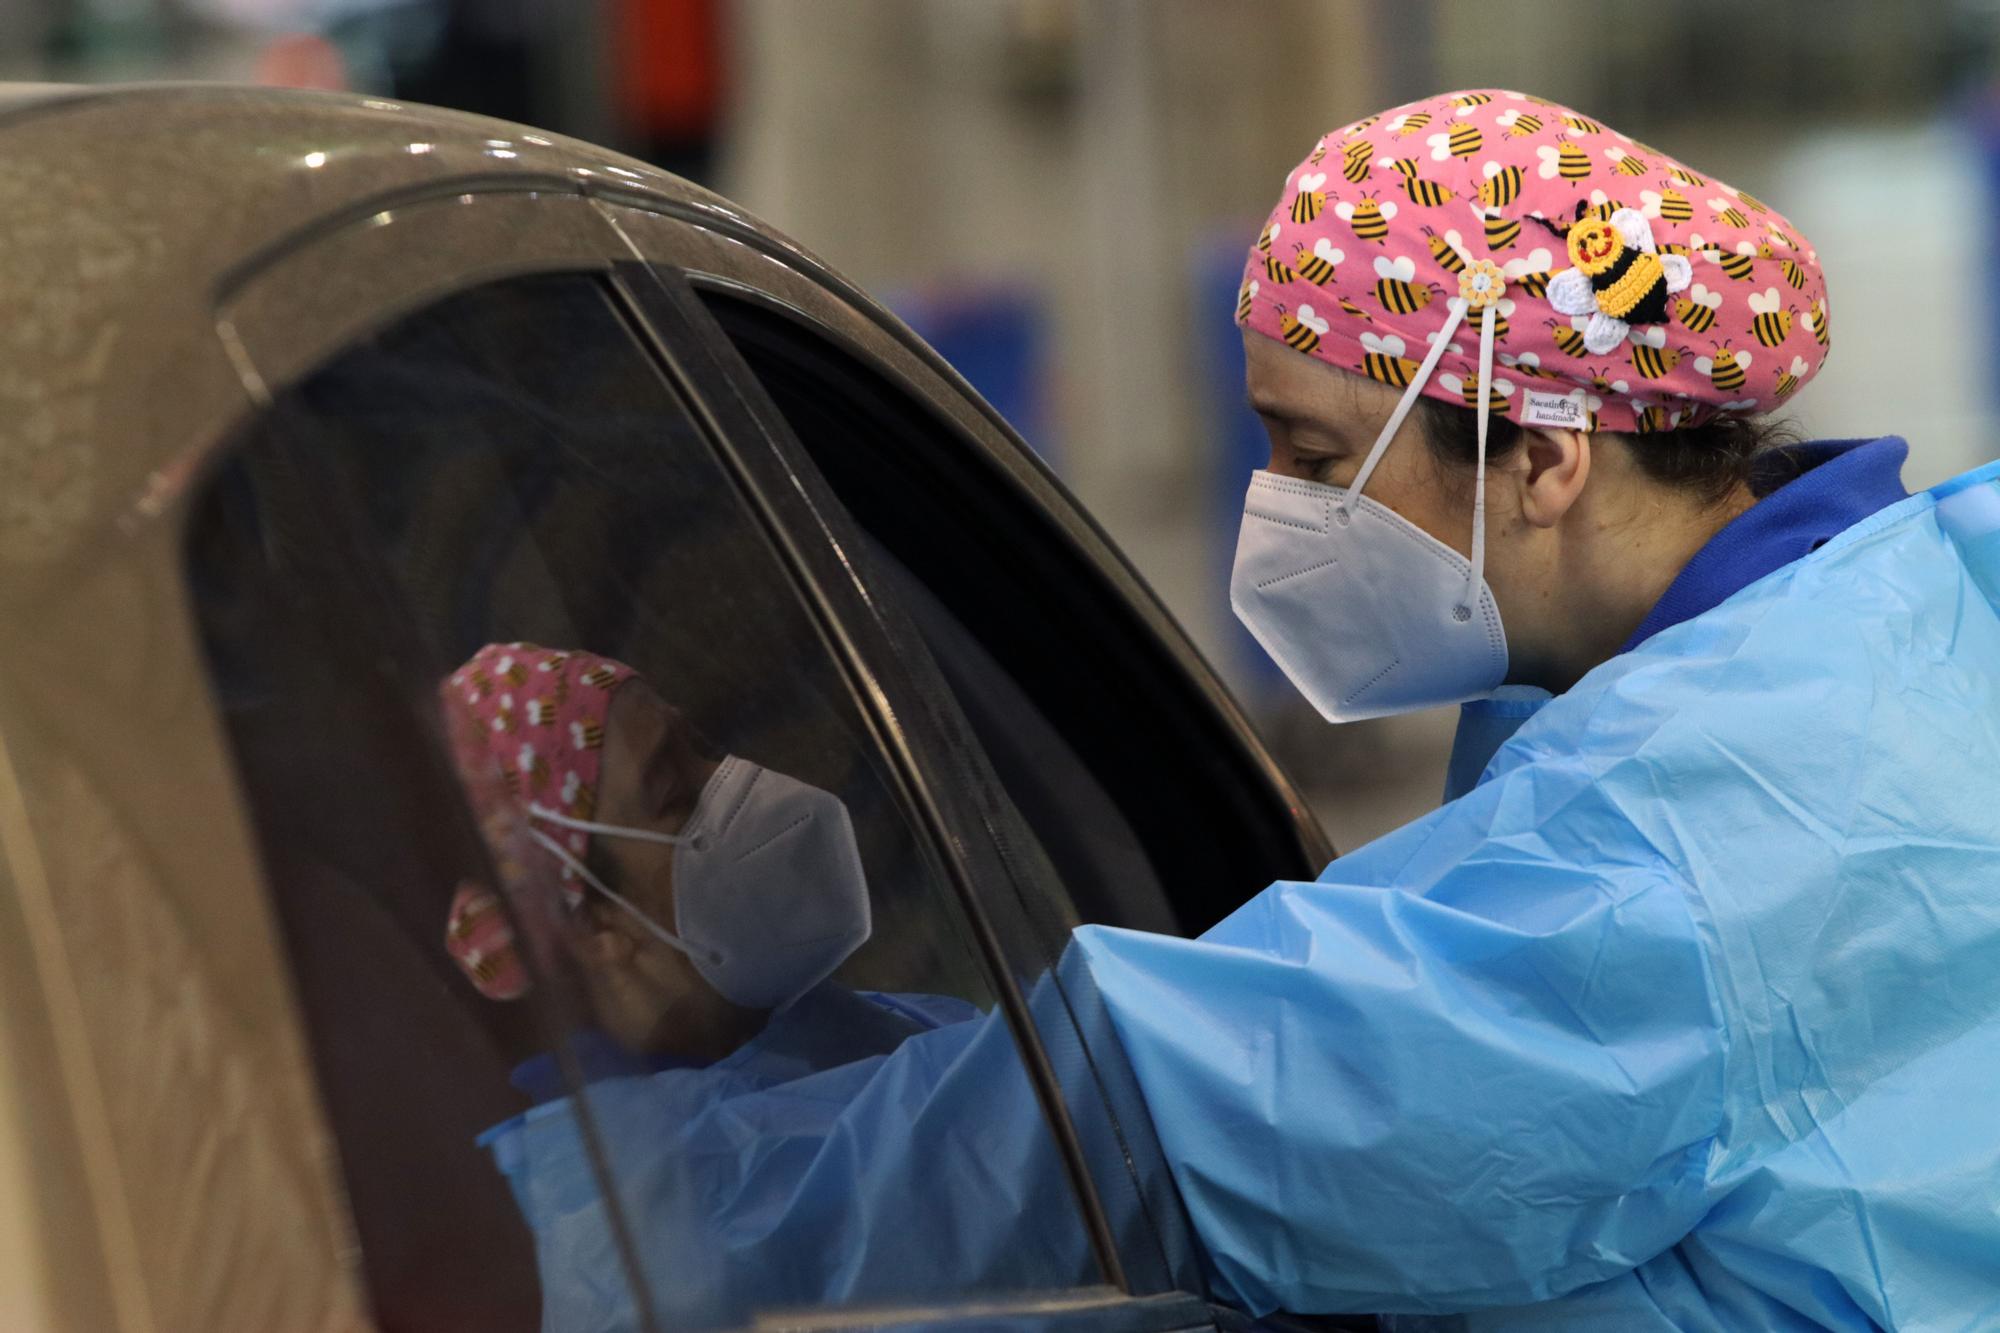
[441, 641, 636, 999]
[1237, 89, 1830, 434]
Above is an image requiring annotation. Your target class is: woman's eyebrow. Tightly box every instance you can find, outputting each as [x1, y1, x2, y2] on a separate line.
[1249, 393, 1345, 442]
[1245, 391, 1303, 421]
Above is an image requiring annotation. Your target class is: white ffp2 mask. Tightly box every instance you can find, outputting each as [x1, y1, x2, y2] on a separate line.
[530, 755, 872, 1011]
[1230, 472, 1507, 720]
[1231, 296, 1510, 721]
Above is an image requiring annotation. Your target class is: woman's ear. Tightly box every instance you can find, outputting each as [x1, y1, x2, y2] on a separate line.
[1516, 427, 1592, 529]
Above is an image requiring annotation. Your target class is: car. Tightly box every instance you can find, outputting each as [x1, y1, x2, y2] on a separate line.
[0, 84, 1342, 1332]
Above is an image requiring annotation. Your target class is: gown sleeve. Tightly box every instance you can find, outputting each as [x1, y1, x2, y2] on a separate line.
[490, 744, 1732, 1326]
[1070, 744, 1732, 1317]
[484, 987, 1099, 1331]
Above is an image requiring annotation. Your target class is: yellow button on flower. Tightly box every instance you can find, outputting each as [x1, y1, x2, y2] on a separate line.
[1458, 258, 1506, 310]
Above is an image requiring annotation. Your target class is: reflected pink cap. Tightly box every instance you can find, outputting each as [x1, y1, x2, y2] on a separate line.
[439, 642, 636, 999]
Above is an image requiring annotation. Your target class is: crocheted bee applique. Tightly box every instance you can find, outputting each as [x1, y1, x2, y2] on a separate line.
[1545, 206, 1692, 356]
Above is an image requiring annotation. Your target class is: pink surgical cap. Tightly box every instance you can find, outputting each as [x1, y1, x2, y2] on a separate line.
[440, 642, 636, 1000]
[1237, 89, 1830, 434]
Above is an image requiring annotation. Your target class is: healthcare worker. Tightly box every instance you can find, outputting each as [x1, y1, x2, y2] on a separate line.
[1079, 89, 2000, 1329]
[472, 93, 2000, 1332]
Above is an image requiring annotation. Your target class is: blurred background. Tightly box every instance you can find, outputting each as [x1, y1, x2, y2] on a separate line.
[12, 0, 2000, 851]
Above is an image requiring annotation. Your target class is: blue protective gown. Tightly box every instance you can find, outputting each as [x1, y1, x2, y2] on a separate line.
[1076, 446, 2000, 1328]
[487, 447, 2000, 1331]
[1443, 437, 1909, 802]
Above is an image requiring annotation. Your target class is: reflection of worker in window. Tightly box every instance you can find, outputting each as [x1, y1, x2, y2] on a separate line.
[439, 644, 1025, 1327]
[438, 641, 970, 1088]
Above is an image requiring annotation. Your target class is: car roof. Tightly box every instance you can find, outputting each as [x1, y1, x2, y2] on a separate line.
[0, 80, 756, 247]
[0, 82, 813, 583]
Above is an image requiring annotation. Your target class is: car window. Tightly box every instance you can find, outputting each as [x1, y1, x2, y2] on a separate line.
[645, 279, 1234, 1303]
[694, 292, 1313, 938]
[185, 271, 1101, 1330]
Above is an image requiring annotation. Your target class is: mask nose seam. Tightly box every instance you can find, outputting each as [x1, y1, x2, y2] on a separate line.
[1255, 556, 1340, 590]
[1246, 506, 1329, 534]
[727, 811, 815, 863]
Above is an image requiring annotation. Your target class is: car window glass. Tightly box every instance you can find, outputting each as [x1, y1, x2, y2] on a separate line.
[863, 540, 1169, 931]
[674, 285, 1247, 1300]
[692, 296, 1183, 936]
[695, 291, 1327, 944]
[185, 271, 1099, 1331]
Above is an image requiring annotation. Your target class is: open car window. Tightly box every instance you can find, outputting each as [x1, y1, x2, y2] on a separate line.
[693, 290, 1317, 939]
[185, 270, 1104, 1330]
[609, 270, 1225, 1306]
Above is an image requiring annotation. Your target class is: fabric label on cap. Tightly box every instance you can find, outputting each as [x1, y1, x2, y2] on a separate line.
[1518, 388, 1590, 429]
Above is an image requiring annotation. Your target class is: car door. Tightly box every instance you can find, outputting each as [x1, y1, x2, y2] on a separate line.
[201, 184, 1244, 1333]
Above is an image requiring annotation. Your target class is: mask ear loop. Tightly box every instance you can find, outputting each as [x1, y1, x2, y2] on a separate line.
[1341, 296, 1470, 517]
[530, 802, 703, 851]
[1460, 301, 1497, 623]
[523, 820, 722, 968]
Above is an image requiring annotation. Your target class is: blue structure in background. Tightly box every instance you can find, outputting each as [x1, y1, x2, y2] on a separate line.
[1973, 89, 2000, 420]
[893, 285, 1056, 474]
[1196, 230, 1288, 697]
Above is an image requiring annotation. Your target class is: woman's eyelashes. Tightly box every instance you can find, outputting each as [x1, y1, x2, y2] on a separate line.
[1278, 430, 1351, 485]
[1291, 447, 1351, 485]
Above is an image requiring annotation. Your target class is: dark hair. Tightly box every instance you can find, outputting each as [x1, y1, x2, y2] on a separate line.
[1415, 395, 1805, 506]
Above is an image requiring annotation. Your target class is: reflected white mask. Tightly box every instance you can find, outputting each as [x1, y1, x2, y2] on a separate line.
[1231, 297, 1509, 721]
[528, 756, 872, 1011]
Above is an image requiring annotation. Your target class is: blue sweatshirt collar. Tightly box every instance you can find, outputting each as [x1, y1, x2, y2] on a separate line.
[1445, 437, 1910, 803]
[1619, 436, 1910, 652]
